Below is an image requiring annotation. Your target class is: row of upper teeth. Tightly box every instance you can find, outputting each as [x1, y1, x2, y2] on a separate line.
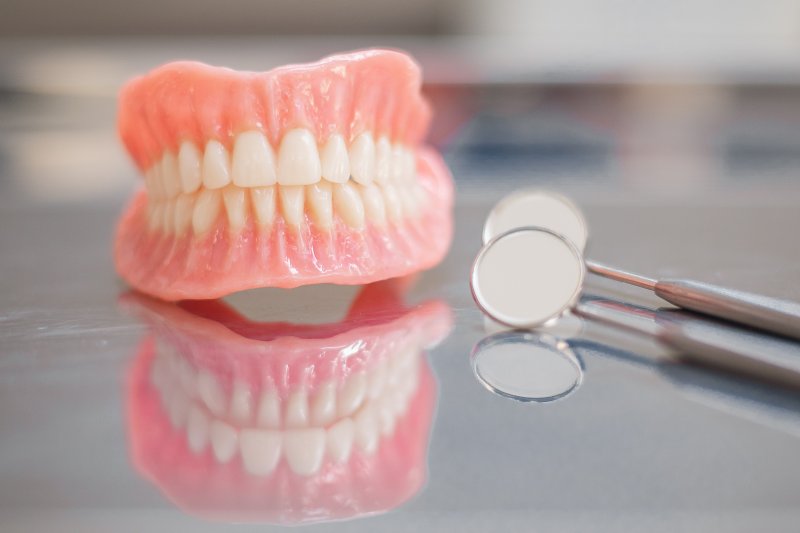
[150, 340, 420, 476]
[145, 129, 417, 199]
[147, 179, 424, 235]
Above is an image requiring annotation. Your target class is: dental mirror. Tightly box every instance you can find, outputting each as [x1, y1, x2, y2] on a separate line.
[471, 331, 584, 402]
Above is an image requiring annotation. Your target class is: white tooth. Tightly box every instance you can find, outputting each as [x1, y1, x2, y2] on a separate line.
[381, 182, 403, 222]
[146, 166, 166, 199]
[377, 399, 396, 436]
[161, 152, 182, 198]
[197, 369, 226, 417]
[232, 130, 277, 187]
[306, 181, 333, 229]
[354, 404, 379, 454]
[375, 136, 392, 184]
[174, 194, 194, 235]
[250, 186, 276, 227]
[240, 429, 281, 476]
[186, 405, 209, 454]
[320, 134, 350, 184]
[229, 380, 253, 423]
[148, 202, 163, 231]
[210, 420, 238, 464]
[285, 389, 309, 428]
[284, 428, 326, 476]
[178, 140, 202, 193]
[333, 182, 365, 229]
[202, 139, 232, 189]
[399, 184, 418, 217]
[367, 359, 389, 399]
[167, 388, 190, 429]
[360, 183, 386, 226]
[348, 132, 376, 185]
[192, 188, 222, 234]
[256, 390, 281, 428]
[177, 357, 196, 395]
[326, 418, 354, 463]
[161, 200, 176, 234]
[277, 128, 321, 185]
[391, 145, 407, 183]
[402, 149, 417, 182]
[222, 186, 247, 231]
[310, 381, 337, 426]
[337, 372, 366, 418]
[279, 185, 305, 228]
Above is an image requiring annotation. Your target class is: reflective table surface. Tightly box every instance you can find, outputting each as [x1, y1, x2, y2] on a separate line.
[2, 40, 800, 532]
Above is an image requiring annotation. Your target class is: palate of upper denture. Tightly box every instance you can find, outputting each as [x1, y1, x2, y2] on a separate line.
[121, 280, 452, 525]
[115, 49, 454, 301]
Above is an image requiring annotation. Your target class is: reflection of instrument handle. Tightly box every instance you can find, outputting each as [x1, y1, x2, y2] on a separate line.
[656, 279, 800, 342]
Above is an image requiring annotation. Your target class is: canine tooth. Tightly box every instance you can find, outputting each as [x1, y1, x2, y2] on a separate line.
[192, 189, 221, 234]
[222, 186, 247, 231]
[349, 132, 376, 185]
[210, 420, 238, 463]
[310, 381, 337, 426]
[174, 194, 194, 235]
[375, 136, 392, 184]
[284, 429, 326, 476]
[250, 186, 276, 227]
[161, 152, 182, 198]
[337, 372, 366, 418]
[360, 184, 386, 226]
[202, 139, 232, 189]
[186, 405, 209, 453]
[277, 129, 321, 185]
[381, 182, 403, 222]
[229, 380, 253, 423]
[285, 389, 309, 428]
[257, 390, 281, 428]
[354, 404, 379, 454]
[232, 130, 277, 187]
[197, 369, 226, 417]
[326, 418, 354, 463]
[179, 141, 202, 193]
[279, 185, 305, 228]
[306, 182, 333, 229]
[333, 182, 365, 229]
[240, 429, 281, 476]
[320, 134, 350, 183]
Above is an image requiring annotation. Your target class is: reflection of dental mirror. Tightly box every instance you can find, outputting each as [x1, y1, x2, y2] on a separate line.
[481, 189, 800, 341]
[470, 331, 583, 403]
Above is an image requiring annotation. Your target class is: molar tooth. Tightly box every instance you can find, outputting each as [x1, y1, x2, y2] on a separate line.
[202, 139, 232, 189]
[222, 186, 247, 231]
[391, 145, 406, 183]
[174, 194, 194, 235]
[279, 185, 305, 228]
[161, 200, 176, 234]
[398, 183, 418, 217]
[285, 389, 309, 428]
[401, 149, 417, 182]
[375, 136, 392, 184]
[192, 189, 222, 235]
[146, 168, 166, 199]
[333, 182, 365, 229]
[348, 132, 376, 185]
[337, 372, 366, 418]
[306, 181, 333, 229]
[284, 429, 326, 476]
[186, 405, 209, 454]
[310, 381, 337, 426]
[277, 128, 321, 185]
[360, 183, 387, 226]
[232, 130, 277, 187]
[178, 141, 202, 193]
[161, 152, 182, 198]
[250, 186, 276, 227]
[210, 420, 239, 464]
[167, 388, 189, 429]
[320, 134, 350, 183]
[354, 404, 379, 454]
[240, 429, 281, 476]
[367, 359, 389, 399]
[148, 202, 164, 232]
[256, 390, 281, 428]
[381, 182, 403, 222]
[229, 380, 253, 424]
[197, 369, 226, 417]
[326, 418, 354, 463]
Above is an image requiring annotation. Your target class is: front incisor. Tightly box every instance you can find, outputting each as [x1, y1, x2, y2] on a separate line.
[232, 131, 277, 187]
[277, 129, 321, 186]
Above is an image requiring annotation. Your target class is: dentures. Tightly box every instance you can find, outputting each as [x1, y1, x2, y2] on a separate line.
[123, 281, 452, 524]
[115, 50, 454, 300]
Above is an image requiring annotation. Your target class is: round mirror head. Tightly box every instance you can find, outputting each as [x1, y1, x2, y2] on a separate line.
[483, 189, 588, 251]
[471, 331, 584, 402]
[470, 227, 586, 329]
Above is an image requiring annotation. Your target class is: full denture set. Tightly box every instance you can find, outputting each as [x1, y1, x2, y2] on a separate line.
[115, 50, 454, 301]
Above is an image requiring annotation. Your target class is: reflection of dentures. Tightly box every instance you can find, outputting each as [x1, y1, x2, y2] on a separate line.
[123, 282, 452, 524]
[115, 50, 454, 300]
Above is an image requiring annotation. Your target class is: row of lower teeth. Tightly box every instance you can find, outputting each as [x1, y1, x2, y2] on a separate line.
[145, 129, 417, 199]
[147, 179, 424, 235]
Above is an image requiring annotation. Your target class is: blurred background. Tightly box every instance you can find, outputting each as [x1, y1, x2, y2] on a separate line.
[1, 0, 800, 206]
